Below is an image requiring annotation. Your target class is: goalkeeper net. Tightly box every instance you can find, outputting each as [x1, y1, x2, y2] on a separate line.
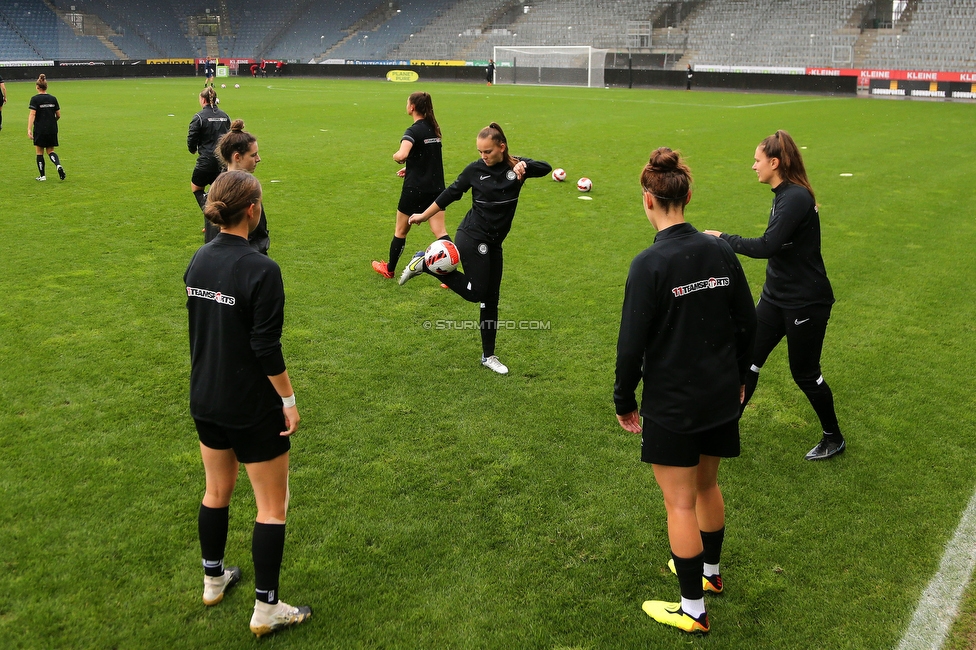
[491, 46, 608, 88]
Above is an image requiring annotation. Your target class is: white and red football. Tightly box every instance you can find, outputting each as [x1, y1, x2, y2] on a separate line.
[424, 240, 460, 275]
[577, 177, 592, 192]
[551, 168, 567, 182]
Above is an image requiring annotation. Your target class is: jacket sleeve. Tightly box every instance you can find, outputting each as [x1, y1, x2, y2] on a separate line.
[724, 246, 758, 381]
[614, 256, 655, 415]
[720, 189, 808, 259]
[435, 166, 472, 211]
[519, 157, 553, 179]
[187, 114, 201, 154]
[244, 260, 287, 377]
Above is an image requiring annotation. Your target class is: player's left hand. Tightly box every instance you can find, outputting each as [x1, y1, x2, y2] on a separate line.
[396, 167, 406, 177]
[616, 410, 642, 434]
[703, 229, 723, 237]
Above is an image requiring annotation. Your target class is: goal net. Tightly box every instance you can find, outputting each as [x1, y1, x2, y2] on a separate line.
[491, 46, 608, 88]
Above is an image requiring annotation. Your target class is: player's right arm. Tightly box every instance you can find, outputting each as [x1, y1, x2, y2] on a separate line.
[393, 139, 413, 164]
[27, 108, 35, 139]
[187, 114, 201, 154]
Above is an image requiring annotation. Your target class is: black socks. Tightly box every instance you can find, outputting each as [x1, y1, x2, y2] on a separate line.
[671, 552, 705, 600]
[252, 522, 286, 605]
[388, 236, 406, 273]
[36, 155, 45, 177]
[198, 504, 229, 577]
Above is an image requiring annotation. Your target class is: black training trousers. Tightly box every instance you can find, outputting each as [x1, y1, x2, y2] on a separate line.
[743, 298, 841, 434]
[438, 228, 503, 357]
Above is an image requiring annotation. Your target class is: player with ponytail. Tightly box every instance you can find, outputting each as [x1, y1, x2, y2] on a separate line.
[401, 122, 551, 375]
[215, 120, 270, 254]
[187, 86, 230, 243]
[705, 130, 845, 461]
[615, 147, 756, 635]
[27, 74, 66, 181]
[185, 170, 311, 638]
[372, 91, 450, 279]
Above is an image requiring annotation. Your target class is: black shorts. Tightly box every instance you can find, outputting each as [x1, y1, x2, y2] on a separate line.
[398, 187, 442, 216]
[192, 157, 223, 188]
[33, 133, 58, 148]
[641, 419, 740, 467]
[195, 408, 290, 464]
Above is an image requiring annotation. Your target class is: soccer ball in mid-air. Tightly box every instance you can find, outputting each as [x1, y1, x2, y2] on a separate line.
[424, 240, 460, 275]
[577, 177, 592, 192]
[234, 84, 240, 88]
[552, 168, 567, 182]
[220, 83, 226, 88]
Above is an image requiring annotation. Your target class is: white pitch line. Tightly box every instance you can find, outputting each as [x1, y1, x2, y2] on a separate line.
[897, 486, 976, 650]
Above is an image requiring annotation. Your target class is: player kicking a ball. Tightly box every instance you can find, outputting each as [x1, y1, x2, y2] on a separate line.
[615, 148, 756, 635]
[399, 122, 551, 375]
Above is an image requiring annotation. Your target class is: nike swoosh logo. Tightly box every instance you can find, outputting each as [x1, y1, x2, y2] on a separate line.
[794, 318, 810, 325]
[480, 175, 491, 180]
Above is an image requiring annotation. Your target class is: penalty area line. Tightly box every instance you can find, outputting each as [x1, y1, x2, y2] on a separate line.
[897, 485, 976, 650]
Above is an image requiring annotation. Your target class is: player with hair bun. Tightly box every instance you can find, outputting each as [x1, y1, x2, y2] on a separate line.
[215, 119, 270, 254]
[705, 130, 845, 461]
[27, 74, 66, 181]
[188, 86, 230, 242]
[615, 147, 756, 635]
[401, 122, 551, 375]
[185, 170, 311, 638]
[372, 91, 450, 280]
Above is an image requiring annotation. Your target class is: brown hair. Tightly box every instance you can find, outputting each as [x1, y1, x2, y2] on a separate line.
[203, 170, 261, 229]
[36, 74, 48, 91]
[408, 92, 441, 138]
[640, 147, 692, 213]
[759, 130, 815, 203]
[216, 119, 257, 166]
[478, 122, 516, 168]
[200, 86, 218, 111]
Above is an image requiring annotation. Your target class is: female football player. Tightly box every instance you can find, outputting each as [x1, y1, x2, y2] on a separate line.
[215, 120, 270, 254]
[27, 74, 66, 181]
[615, 147, 756, 635]
[704, 130, 845, 461]
[187, 86, 230, 242]
[372, 92, 450, 279]
[401, 122, 551, 375]
[186, 170, 311, 637]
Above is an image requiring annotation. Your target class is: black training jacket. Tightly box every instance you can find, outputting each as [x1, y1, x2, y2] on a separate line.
[185, 234, 285, 427]
[187, 106, 230, 159]
[615, 222, 757, 433]
[436, 157, 552, 244]
[720, 182, 834, 309]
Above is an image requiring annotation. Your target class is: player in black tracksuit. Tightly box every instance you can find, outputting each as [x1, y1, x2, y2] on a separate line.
[188, 86, 230, 243]
[705, 130, 844, 461]
[615, 148, 756, 635]
[216, 119, 270, 255]
[371, 92, 449, 279]
[185, 170, 310, 637]
[400, 122, 551, 375]
[27, 74, 66, 181]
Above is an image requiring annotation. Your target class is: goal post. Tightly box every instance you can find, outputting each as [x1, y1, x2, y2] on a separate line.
[491, 45, 608, 88]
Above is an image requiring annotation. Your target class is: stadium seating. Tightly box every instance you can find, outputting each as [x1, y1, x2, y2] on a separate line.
[1, 0, 974, 73]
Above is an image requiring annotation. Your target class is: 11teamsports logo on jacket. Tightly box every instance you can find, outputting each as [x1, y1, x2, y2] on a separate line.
[187, 286, 236, 305]
[671, 277, 730, 298]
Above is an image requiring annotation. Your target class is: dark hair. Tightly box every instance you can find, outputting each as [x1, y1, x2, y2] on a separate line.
[478, 122, 517, 168]
[408, 92, 441, 138]
[216, 119, 257, 166]
[203, 170, 261, 229]
[640, 147, 692, 213]
[759, 130, 815, 203]
[200, 86, 218, 112]
[36, 74, 48, 91]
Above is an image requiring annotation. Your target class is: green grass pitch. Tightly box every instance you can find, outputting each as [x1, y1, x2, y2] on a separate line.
[1, 77, 975, 649]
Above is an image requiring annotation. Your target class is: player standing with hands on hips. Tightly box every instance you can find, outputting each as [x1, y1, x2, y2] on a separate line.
[704, 130, 845, 461]
[185, 170, 311, 638]
[615, 148, 756, 635]
[372, 92, 450, 279]
[400, 122, 551, 375]
[27, 74, 66, 181]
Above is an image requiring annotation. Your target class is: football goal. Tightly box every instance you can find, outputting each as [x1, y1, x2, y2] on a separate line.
[491, 46, 609, 88]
